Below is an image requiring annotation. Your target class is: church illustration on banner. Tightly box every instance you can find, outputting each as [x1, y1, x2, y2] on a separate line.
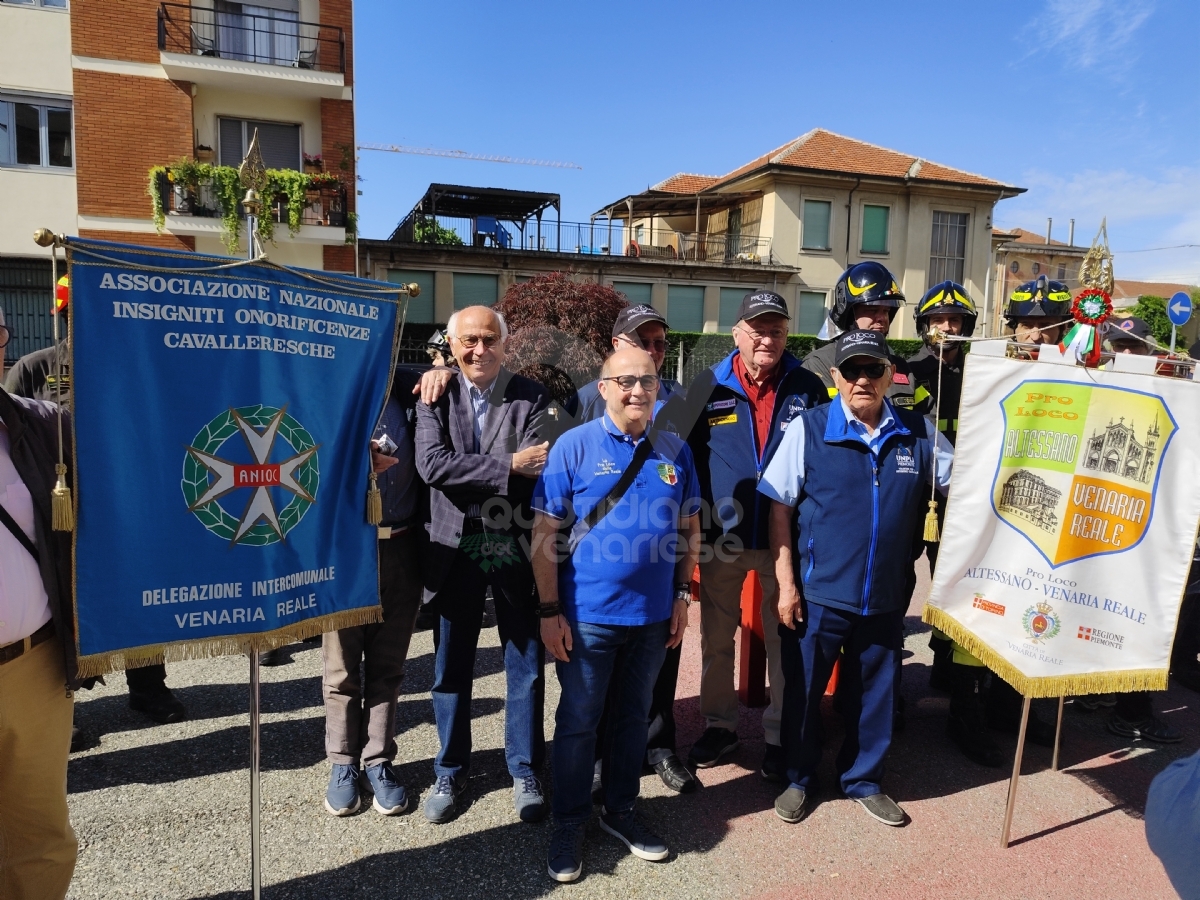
[1081, 416, 1160, 484]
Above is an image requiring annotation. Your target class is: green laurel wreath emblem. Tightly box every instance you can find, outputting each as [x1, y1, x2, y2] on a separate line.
[181, 405, 320, 546]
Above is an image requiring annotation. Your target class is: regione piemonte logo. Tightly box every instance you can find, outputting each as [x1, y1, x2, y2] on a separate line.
[182, 405, 320, 546]
[993, 380, 1175, 567]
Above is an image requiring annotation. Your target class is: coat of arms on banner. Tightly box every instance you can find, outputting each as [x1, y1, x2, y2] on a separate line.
[993, 380, 1176, 567]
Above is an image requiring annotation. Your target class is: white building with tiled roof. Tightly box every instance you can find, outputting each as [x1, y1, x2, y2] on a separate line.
[597, 129, 1025, 338]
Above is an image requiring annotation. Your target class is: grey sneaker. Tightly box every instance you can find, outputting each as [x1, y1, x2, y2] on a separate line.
[514, 775, 547, 823]
[599, 808, 668, 861]
[423, 774, 464, 824]
[547, 822, 585, 883]
[856, 793, 905, 826]
[774, 785, 807, 823]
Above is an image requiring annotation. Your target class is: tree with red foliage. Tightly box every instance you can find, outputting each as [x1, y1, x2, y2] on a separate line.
[495, 273, 628, 405]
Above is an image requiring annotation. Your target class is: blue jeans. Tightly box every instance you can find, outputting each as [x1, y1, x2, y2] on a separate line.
[552, 618, 670, 826]
[430, 556, 544, 781]
[778, 602, 904, 798]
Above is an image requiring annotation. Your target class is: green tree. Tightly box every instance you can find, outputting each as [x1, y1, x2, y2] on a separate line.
[413, 216, 464, 246]
[1128, 295, 1188, 350]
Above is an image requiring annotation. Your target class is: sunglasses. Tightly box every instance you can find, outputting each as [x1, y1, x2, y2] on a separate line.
[453, 333, 501, 349]
[837, 362, 888, 381]
[602, 374, 659, 392]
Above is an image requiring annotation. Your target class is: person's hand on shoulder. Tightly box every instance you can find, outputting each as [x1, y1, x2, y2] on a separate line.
[413, 366, 456, 405]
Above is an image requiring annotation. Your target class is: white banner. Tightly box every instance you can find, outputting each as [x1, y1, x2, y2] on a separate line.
[924, 352, 1200, 697]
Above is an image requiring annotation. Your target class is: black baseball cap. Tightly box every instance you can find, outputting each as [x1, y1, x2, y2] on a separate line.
[736, 290, 790, 323]
[833, 329, 890, 367]
[612, 304, 668, 338]
[1103, 316, 1152, 343]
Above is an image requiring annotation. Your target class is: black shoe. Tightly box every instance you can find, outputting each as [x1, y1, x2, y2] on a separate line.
[929, 635, 954, 693]
[129, 684, 186, 725]
[258, 648, 286, 667]
[70, 725, 96, 753]
[1107, 713, 1182, 743]
[687, 727, 739, 768]
[760, 743, 786, 784]
[653, 755, 697, 793]
[415, 604, 439, 633]
[948, 662, 1003, 767]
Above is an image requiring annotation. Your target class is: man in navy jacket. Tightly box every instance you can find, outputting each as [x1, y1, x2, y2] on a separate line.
[759, 330, 952, 828]
[673, 291, 826, 778]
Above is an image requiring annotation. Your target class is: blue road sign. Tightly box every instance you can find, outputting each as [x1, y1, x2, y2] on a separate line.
[1168, 291, 1192, 327]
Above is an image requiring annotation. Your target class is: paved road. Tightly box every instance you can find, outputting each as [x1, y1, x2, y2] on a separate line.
[66, 571, 1194, 899]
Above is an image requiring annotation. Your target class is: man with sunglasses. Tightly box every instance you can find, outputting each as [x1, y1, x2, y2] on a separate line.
[414, 305, 552, 825]
[531, 346, 700, 882]
[676, 291, 827, 780]
[760, 329, 952, 828]
[570, 305, 682, 421]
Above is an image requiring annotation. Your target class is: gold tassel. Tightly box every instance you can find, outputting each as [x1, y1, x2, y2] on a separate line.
[366, 471, 382, 525]
[51, 463, 74, 532]
[923, 499, 940, 543]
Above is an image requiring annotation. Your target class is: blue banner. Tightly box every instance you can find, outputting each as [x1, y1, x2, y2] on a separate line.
[65, 239, 401, 673]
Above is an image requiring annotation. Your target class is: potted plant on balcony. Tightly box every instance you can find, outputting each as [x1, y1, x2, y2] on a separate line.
[303, 153, 323, 174]
[195, 145, 215, 163]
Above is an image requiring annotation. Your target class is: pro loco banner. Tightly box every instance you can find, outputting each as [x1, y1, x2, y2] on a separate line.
[65, 239, 402, 676]
[925, 351, 1200, 697]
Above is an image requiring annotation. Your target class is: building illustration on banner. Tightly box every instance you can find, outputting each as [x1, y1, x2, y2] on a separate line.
[1082, 416, 1160, 484]
[993, 381, 1176, 567]
[998, 470, 1061, 533]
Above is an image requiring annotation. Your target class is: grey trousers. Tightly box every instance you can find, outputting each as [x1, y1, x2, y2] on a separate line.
[322, 530, 423, 767]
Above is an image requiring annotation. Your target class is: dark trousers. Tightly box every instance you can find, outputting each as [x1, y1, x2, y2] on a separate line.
[322, 531, 423, 767]
[780, 603, 904, 798]
[429, 553, 544, 781]
[595, 642, 681, 769]
[125, 663, 167, 693]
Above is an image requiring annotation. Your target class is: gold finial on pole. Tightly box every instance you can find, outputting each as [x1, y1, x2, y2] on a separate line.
[239, 129, 268, 259]
[1078, 218, 1114, 296]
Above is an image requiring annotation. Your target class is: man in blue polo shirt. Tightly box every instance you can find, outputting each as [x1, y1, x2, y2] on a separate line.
[759, 330, 952, 829]
[531, 346, 701, 883]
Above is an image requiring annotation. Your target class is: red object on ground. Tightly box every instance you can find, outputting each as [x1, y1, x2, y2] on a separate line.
[734, 570, 838, 705]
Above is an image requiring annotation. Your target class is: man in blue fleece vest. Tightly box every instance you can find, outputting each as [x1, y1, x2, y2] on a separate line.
[759, 329, 952, 827]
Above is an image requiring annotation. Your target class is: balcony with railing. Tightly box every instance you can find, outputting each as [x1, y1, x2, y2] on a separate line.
[154, 169, 348, 243]
[392, 214, 774, 265]
[157, 2, 346, 96]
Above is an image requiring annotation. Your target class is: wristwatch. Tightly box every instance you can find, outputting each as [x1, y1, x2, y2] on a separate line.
[674, 583, 692, 607]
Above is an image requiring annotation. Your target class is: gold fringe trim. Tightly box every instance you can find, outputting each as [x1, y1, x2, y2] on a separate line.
[74, 605, 382, 679]
[922, 499, 940, 543]
[921, 605, 1168, 698]
[52, 463, 74, 532]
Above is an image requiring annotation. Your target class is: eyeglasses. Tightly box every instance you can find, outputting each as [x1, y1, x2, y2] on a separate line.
[0, 326, 9, 349]
[618, 334, 668, 352]
[602, 374, 659, 392]
[837, 362, 888, 381]
[736, 324, 787, 342]
[452, 333, 501, 349]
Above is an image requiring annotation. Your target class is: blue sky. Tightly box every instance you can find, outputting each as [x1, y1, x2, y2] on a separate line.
[354, 0, 1200, 283]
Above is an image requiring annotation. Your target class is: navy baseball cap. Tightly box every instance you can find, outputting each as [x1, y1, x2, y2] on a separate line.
[736, 290, 790, 323]
[612, 304, 668, 338]
[834, 329, 890, 367]
[1103, 316, 1152, 343]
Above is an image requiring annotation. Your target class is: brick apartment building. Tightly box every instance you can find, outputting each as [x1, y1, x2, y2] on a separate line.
[0, 0, 356, 357]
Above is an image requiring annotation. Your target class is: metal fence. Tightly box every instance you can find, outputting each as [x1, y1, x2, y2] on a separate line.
[0, 258, 54, 360]
[157, 2, 345, 73]
[393, 215, 628, 255]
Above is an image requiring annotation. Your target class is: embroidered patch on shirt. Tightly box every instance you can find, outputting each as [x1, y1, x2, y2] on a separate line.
[657, 463, 678, 485]
[708, 414, 738, 426]
[706, 399, 737, 411]
[595, 459, 622, 476]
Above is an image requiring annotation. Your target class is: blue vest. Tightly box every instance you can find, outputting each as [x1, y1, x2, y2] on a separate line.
[796, 400, 931, 616]
[677, 351, 828, 550]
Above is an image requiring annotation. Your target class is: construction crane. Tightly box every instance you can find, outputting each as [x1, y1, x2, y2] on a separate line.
[358, 142, 582, 170]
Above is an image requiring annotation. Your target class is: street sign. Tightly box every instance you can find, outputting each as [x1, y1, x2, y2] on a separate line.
[1168, 291, 1192, 327]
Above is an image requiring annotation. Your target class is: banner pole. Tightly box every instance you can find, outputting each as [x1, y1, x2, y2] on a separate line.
[1000, 695, 1031, 848]
[1051, 696, 1065, 771]
[249, 651, 262, 900]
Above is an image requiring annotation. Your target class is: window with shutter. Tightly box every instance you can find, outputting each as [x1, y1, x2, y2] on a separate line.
[612, 282, 652, 306]
[861, 205, 890, 254]
[217, 117, 301, 169]
[387, 270, 435, 323]
[453, 273, 498, 309]
[719, 287, 750, 330]
[667, 285, 704, 332]
[802, 200, 832, 250]
[797, 291, 828, 336]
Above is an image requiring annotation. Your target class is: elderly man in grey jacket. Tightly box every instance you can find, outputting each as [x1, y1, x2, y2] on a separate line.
[415, 305, 551, 825]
